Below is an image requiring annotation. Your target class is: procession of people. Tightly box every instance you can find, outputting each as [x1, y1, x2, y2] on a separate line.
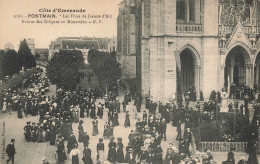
[1, 67, 260, 164]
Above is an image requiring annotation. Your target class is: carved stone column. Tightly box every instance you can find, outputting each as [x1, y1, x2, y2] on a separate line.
[230, 60, 235, 84]
[256, 66, 259, 85]
[245, 64, 252, 87]
[194, 65, 200, 100]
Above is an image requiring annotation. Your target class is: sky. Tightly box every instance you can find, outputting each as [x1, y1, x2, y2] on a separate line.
[0, 0, 122, 50]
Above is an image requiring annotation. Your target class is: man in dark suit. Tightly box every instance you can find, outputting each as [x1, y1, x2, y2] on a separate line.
[6, 139, 15, 164]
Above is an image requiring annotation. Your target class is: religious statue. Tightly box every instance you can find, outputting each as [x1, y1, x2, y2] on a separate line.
[220, 88, 229, 112]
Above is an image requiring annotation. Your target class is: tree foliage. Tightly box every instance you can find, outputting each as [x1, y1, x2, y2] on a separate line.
[46, 50, 84, 90]
[0, 50, 5, 80]
[87, 49, 121, 85]
[4, 49, 20, 76]
[0, 49, 22, 80]
[17, 39, 36, 70]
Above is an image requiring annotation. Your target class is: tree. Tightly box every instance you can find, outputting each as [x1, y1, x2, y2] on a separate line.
[46, 50, 84, 90]
[0, 50, 5, 80]
[18, 39, 36, 70]
[88, 49, 121, 85]
[4, 49, 20, 76]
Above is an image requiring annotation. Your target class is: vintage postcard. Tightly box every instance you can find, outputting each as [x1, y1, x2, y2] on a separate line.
[0, 0, 260, 164]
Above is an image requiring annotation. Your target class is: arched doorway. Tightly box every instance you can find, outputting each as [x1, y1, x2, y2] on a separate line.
[224, 46, 251, 98]
[177, 48, 200, 101]
[180, 49, 194, 91]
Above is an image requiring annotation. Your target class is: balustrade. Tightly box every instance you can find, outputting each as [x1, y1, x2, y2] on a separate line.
[218, 25, 260, 36]
[176, 24, 203, 33]
[199, 142, 247, 152]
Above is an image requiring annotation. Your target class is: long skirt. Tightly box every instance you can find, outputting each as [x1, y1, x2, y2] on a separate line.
[113, 118, 119, 126]
[78, 130, 84, 142]
[2, 104, 7, 112]
[124, 118, 130, 127]
[92, 125, 98, 136]
[83, 156, 93, 164]
[107, 148, 116, 162]
[57, 150, 67, 163]
[37, 131, 44, 142]
[18, 109, 23, 118]
[116, 148, 125, 163]
[50, 136, 56, 145]
[72, 155, 79, 164]
[97, 150, 104, 163]
[103, 129, 110, 139]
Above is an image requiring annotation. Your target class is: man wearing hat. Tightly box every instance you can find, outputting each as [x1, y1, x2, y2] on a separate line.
[6, 139, 15, 164]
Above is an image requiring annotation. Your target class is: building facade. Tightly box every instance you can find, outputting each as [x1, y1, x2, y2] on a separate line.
[48, 37, 116, 63]
[118, 0, 260, 102]
[117, 0, 142, 80]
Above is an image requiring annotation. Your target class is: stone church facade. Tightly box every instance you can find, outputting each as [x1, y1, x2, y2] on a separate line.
[118, 0, 260, 102]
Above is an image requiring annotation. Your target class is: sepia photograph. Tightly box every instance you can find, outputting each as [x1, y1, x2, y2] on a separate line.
[0, 0, 260, 163]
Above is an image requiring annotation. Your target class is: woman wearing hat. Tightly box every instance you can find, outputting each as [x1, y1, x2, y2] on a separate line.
[116, 137, 125, 163]
[124, 111, 130, 128]
[97, 138, 105, 163]
[78, 120, 84, 142]
[92, 117, 99, 136]
[107, 137, 117, 163]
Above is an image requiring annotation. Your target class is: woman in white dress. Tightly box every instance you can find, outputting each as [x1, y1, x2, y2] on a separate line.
[2, 101, 7, 113]
[103, 108, 109, 122]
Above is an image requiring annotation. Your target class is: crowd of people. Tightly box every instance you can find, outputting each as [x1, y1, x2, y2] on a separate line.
[1, 67, 259, 164]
